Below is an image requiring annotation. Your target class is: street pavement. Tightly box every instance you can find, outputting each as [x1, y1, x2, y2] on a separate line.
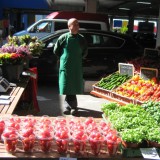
[14, 80, 110, 118]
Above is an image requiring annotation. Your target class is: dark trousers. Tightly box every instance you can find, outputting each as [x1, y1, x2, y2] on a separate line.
[64, 95, 77, 109]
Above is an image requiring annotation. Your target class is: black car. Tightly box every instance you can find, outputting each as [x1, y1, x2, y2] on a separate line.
[30, 29, 143, 81]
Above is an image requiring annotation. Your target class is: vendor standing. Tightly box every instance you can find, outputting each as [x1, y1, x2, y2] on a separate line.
[53, 18, 88, 115]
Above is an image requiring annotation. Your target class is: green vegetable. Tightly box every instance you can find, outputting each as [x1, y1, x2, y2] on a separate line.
[120, 128, 146, 143]
[147, 128, 160, 143]
[142, 101, 160, 124]
[101, 102, 159, 143]
[97, 72, 131, 90]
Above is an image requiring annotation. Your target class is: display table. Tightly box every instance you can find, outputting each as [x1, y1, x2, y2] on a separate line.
[0, 77, 30, 115]
[0, 116, 145, 159]
[0, 67, 40, 115]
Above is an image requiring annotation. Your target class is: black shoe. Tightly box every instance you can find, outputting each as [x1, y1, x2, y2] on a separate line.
[71, 108, 78, 115]
[63, 107, 71, 115]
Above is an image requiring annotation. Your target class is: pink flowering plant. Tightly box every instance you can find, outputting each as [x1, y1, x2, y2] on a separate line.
[4, 35, 44, 57]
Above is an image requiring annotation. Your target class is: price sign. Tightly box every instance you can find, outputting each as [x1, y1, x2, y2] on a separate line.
[119, 63, 134, 76]
[140, 67, 158, 80]
[140, 148, 160, 159]
[144, 48, 159, 59]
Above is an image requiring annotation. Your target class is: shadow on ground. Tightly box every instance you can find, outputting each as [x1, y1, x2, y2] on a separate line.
[13, 80, 107, 118]
[74, 107, 103, 118]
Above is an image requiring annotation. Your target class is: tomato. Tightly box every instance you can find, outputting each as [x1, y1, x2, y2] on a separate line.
[22, 136, 35, 152]
[3, 134, 18, 153]
[55, 139, 69, 153]
[107, 142, 119, 156]
[39, 139, 52, 152]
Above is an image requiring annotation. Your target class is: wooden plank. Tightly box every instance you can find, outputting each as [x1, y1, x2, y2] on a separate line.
[0, 76, 30, 115]
[0, 87, 20, 114]
[6, 87, 25, 114]
[90, 90, 129, 105]
[0, 87, 16, 113]
[0, 105, 5, 113]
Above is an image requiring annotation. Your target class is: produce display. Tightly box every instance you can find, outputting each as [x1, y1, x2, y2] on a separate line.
[128, 56, 160, 73]
[97, 72, 131, 90]
[93, 71, 160, 104]
[101, 102, 160, 147]
[141, 101, 160, 124]
[1, 127, 18, 153]
[114, 75, 159, 102]
[0, 115, 121, 156]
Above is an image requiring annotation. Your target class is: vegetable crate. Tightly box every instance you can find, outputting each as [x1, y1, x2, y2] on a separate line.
[92, 83, 112, 97]
[111, 91, 134, 104]
[133, 99, 143, 105]
[91, 72, 132, 104]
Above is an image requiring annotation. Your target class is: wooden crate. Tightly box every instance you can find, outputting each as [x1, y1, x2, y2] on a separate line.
[111, 92, 134, 104]
[92, 83, 112, 97]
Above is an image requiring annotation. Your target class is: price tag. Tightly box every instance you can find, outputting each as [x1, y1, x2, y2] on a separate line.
[118, 63, 134, 76]
[59, 158, 77, 160]
[144, 48, 159, 59]
[140, 67, 158, 80]
[140, 148, 160, 159]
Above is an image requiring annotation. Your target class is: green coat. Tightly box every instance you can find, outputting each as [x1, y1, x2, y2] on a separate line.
[54, 32, 88, 95]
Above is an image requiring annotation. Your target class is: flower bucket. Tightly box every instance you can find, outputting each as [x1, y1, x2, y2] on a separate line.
[23, 57, 30, 70]
[2, 64, 23, 82]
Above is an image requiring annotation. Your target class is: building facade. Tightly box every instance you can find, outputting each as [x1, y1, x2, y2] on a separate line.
[0, 0, 51, 38]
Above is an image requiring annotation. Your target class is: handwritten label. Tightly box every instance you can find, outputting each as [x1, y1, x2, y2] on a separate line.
[140, 148, 160, 159]
[119, 63, 134, 76]
[140, 67, 158, 80]
[144, 48, 159, 58]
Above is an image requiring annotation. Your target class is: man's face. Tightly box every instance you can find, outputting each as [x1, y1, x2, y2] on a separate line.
[68, 20, 79, 34]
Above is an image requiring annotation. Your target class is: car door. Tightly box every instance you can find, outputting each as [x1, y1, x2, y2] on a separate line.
[81, 32, 126, 77]
[28, 21, 53, 38]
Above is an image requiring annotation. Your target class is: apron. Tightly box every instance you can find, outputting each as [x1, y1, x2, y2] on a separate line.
[59, 33, 84, 95]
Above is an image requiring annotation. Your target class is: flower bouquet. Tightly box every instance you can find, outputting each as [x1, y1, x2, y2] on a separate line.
[0, 35, 44, 81]
[0, 53, 25, 65]
[1, 34, 44, 58]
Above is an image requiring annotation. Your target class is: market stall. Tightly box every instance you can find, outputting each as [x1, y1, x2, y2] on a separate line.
[89, 50, 160, 159]
[91, 48, 160, 105]
[0, 115, 148, 159]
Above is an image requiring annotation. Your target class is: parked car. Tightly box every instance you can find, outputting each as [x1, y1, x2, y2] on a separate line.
[14, 11, 109, 38]
[29, 29, 143, 81]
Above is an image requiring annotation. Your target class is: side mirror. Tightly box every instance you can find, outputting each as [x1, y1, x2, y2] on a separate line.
[47, 42, 55, 48]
